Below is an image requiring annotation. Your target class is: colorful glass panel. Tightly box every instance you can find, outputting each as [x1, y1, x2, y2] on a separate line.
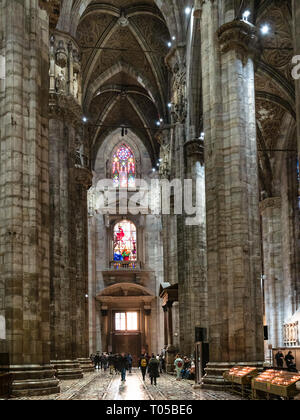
[112, 144, 136, 188]
[113, 220, 137, 262]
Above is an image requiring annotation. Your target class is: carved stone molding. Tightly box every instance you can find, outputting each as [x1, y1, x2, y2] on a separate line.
[184, 139, 205, 164]
[218, 20, 259, 61]
[49, 93, 82, 127]
[39, 0, 60, 28]
[259, 197, 281, 213]
[70, 167, 93, 190]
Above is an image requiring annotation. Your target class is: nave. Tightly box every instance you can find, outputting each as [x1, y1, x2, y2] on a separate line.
[11, 370, 244, 401]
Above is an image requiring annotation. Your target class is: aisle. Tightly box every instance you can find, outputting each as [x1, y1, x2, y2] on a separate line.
[12, 370, 248, 400]
[104, 370, 152, 400]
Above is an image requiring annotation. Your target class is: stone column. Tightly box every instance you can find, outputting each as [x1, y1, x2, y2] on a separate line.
[0, 0, 59, 396]
[180, 139, 207, 357]
[69, 166, 94, 372]
[163, 306, 168, 349]
[144, 306, 151, 353]
[166, 302, 176, 372]
[199, 2, 264, 388]
[48, 116, 83, 380]
[292, 0, 300, 159]
[260, 198, 284, 348]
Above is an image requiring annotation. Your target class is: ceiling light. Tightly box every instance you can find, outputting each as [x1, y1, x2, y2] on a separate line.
[242, 10, 251, 21]
[172, 36, 176, 41]
[168, 102, 172, 109]
[261, 24, 270, 35]
[185, 7, 191, 15]
[82, 116, 88, 123]
[167, 41, 172, 48]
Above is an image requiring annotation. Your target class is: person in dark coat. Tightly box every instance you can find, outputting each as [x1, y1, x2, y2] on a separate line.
[285, 351, 297, 372]
[119, 353, 129, 382]
[275, 350, 284, 369]
[94, 352, 101, 370]
[127, 354, 133, 374]
[139, 354, 149, 381]
[148, 354, 160, 386]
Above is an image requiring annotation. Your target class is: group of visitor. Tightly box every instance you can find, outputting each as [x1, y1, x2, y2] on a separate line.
[90, 352, 133, 380]
[275, 350, 298, 372]
[174, 354, 195, 381]
[90, 350, 197, 385]
[138, 353, 166, 385]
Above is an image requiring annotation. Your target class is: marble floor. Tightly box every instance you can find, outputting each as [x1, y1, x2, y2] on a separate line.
[13, 370, 244, 400]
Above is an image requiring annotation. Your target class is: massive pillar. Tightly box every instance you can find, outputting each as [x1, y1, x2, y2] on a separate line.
[260, 197, 284, 348]
[0, 0, 60, 396]
[199, 2, 264, 387]
[292, 1, 300, 312]
[181, 139, 207, 357]
[69, 166, 93, 372]
[293, 0, 300, 159]
[48, 31, 92, 377]
[163, 45, 208, 357]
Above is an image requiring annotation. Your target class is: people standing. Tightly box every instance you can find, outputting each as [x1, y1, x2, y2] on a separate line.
[119, 353, 129, 383]
[94, 352, 101, 370]
[174, 354, 184, 381]
[108, 353, 115, 375]
[275, 350, 284, 369]
[148, 354, 160, 386]
[285, 351, 297, 372]
[139, 354, 148, 381]
[127, 353, 133, 374]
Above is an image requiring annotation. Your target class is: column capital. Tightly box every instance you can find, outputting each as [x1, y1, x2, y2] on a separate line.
[49, 94, 82, 126]
[218, 20, 259, 60]
[184, 138, 205, 163]
[70, 167, 93, 189]
[259, 197, 281, 213]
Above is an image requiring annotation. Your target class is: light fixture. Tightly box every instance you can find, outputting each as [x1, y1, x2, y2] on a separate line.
[156, 121, 161, 127]
[152, 168, 156, 172]
[185, 7, 191, 15]
[160, 118, 163, 123]
[168, 102, 172, 109]
[82, 116, 88, 123]
[261, 24, 270, 35]
[167, 41, 172, 48]
[172, 36, 176, 41]
[242, 10, 251, 21]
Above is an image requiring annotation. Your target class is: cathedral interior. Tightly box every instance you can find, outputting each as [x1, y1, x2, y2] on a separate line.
[0, 0, 300, 401]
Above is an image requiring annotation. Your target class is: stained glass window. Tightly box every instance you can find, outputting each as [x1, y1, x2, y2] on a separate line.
[113, 220, 137, 262]
[112, 144, 136, 188]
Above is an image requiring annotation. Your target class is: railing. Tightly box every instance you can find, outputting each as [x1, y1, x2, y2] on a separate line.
[284, 321, 299, 347]
[109, 261, 141, 270]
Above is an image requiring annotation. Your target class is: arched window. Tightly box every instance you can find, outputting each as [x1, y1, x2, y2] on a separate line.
[113, 220, 137, 262]
[112, 144, 136, 188]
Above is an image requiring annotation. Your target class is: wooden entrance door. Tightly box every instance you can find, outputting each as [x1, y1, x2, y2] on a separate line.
[112, 333, 141, 366]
